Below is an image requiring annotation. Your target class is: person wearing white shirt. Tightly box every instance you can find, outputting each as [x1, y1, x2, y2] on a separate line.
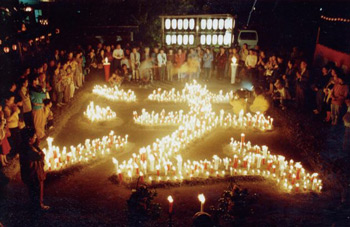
[130, 48, 141, 81]
[244, 49, 258, 82]
[112, 44, 124, 70]
[157, 49, 167, 81]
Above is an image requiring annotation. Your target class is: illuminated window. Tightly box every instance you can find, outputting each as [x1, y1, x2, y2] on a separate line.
[213, 19, 218, 30]
[177, 35, 183, 45]
[165, 19, 171, 30]
[207, 19, 212, 30]
[218, 35, 224, 45]
[183, 35, 189, 45]
[172, 35, 177, 44]
[200, 35, 206, 45]
[225, 18, 232, 30]
[166, 35, 171, 45]
[189, 35, 194, 45]
[206, 35, 211, 45]
[183, 19, 189, 30]
[178, 19, 183, 30]
[201, 19, 206, 30]
[224, 32, 231, 45]
[171, 19, 177, 29]
[219, 19, 224, 30]
[212, 35, 218, 45]
[189, 19, 195, 30]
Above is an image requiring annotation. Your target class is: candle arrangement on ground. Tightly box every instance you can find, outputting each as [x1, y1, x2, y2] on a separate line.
[92, 85, 137, 102]
[84, 101, 116, 122]
[147, 80, 233, 104]
[43, 131, 128, 172]
[111, 82, 320, 193]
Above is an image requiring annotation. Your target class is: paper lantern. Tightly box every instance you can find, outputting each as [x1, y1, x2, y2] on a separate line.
[206, 35, 211, 45]
[165, 19, 171, 29]
[207, 19, 212, 30]
[183, 19, 189, 30]
[200, 35, 206, 45]
[177, 35, 183, 45]
[166, 35, 171, 45]
[219, 19, 224, 30]
[3, 47, 10, 53]
[225, 18, 233, 30]
[189, 35, 194, 45]
[178, 19, 183, 30]
[218, 35, 224, 45]
[201, 19, 206, 30]
[189, 19, 195, 30]
[213, 19, 218, 30]
[12, 44, 17, 51]
[183, 35, 189, 45]
[212, 35, 218, 45]
[224, 33, 231, 45]
[172, 35, 177, 44]
[171, 19, 177, 30]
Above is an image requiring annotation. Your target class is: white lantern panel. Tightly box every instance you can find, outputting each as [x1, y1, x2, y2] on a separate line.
[166, 35, 171, 45]
[178, 19, 183, 30]
[165, 19, 171, 30]
[200, 35, 206, 45]
[218, 35, 224, 45]
[171, 19, 177, 29]
[225, 18, 232, 30]
[189, 18, 195, 30]
[201, 19, 206, 30]
[213, 19, 218, 30]
[219, 19, 224, 30]
[206, 35, 211, 45]
[172, 35, 177, 44]
[183, 35, 189, 45]
[189, 35, 194, 45]
[224, 32, 231, 45]
[177, 35, 183, 45]
[207, 19, 212, 30]
[212, 35, 218, 45]
[183, 19, 189, 30]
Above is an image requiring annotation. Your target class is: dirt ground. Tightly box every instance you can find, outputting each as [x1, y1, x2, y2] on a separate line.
[1, 70, 350, 226]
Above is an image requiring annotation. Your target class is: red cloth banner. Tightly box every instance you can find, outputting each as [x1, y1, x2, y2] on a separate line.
[314, 44, 350, 73]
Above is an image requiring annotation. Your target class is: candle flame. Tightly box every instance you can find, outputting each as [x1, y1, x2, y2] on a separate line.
[198, 193, 205, 203]
[167, 195, 173, 203]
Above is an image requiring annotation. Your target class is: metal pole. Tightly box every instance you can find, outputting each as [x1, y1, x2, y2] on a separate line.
[247, 0, 258, 27]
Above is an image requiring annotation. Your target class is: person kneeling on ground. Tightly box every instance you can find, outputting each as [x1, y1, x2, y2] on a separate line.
[20, 128, 50, 210]
[109, 69, 124, 87]
[250, 87, 270, 114]
[230, 90, 247, 115]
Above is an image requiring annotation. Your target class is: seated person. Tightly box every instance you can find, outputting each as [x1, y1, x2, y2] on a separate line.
[120, 64, 132, 82]
[230, 90, 247, 116]
[273, 79, 290, 110]
[250, 87, 270, 114]
[109, 69, 124, 87]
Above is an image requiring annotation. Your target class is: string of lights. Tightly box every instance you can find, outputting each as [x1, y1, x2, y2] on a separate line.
[321, 15, 350, 23]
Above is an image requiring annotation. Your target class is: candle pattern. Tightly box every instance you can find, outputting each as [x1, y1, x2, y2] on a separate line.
[92, 85, 136, 102]
[84, 101, 116, 122]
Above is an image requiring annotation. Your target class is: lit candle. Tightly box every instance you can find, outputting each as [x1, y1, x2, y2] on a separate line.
[168, 195, 174, 214]
[198, 193, 205, 212]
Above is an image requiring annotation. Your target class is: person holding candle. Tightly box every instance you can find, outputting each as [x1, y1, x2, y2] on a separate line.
[20, 127, 50, 210]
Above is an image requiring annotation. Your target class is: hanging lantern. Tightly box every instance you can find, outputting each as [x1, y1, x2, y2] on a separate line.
[189, 19, 195, 30]
[212, 35, 218, 45]
[213, 19, 218, 30]
[207, 19, 213, 30]
[171, 19, 177, 30]
[177, 35, 183, 45]
[165, 19, 171, 30]
[21, 24, 26, 32]
[201, 19, 206, 30]
[29, 40, 33, 45]
[40, 35, 45, 40]
[171, 35, 176, 44]
[55, 28, 60, 34]
[12, 44, 17, 51]
[189, 35, 194, 45]
[0, 40, 2, 45]
[200, 35, 206, 45]
[177, 19, 183, 30]
[3, 47, 10, 53]
[166, 35, 171, 45]
[183, 19, 189, 30]
[219, 19, 225, 30]
[206, 35, 211, 45]
[183, 35, 189, 45]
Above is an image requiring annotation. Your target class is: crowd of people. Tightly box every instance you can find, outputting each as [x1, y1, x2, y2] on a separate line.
[1, 40, 350, 211]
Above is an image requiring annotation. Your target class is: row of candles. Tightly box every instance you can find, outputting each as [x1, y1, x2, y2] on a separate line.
[43, 131, 128, 172]
[92, 85, 137, 102]
[111, 134, 322, 193]
[147, 80, 234, 104]
[84, 101, 117, 122]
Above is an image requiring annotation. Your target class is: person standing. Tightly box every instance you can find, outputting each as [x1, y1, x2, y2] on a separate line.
[0, 106, 10, 166]
[166, 49, 175, 81]
[130, 47, 141, 81]
[112, 44, 124, 71]
[20, 128, 49, 210]
[29, 76, 47, 140]
[295, 60, 310, 109]
[330, 74, 349, 125]
[216, 47, 227, 80]
[157, 49, 167, 81]
[151, 47, 160, 80]
[245, 49, 258, 82]
[19, 78, 33, 127]
[202, 48, 213, 82]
